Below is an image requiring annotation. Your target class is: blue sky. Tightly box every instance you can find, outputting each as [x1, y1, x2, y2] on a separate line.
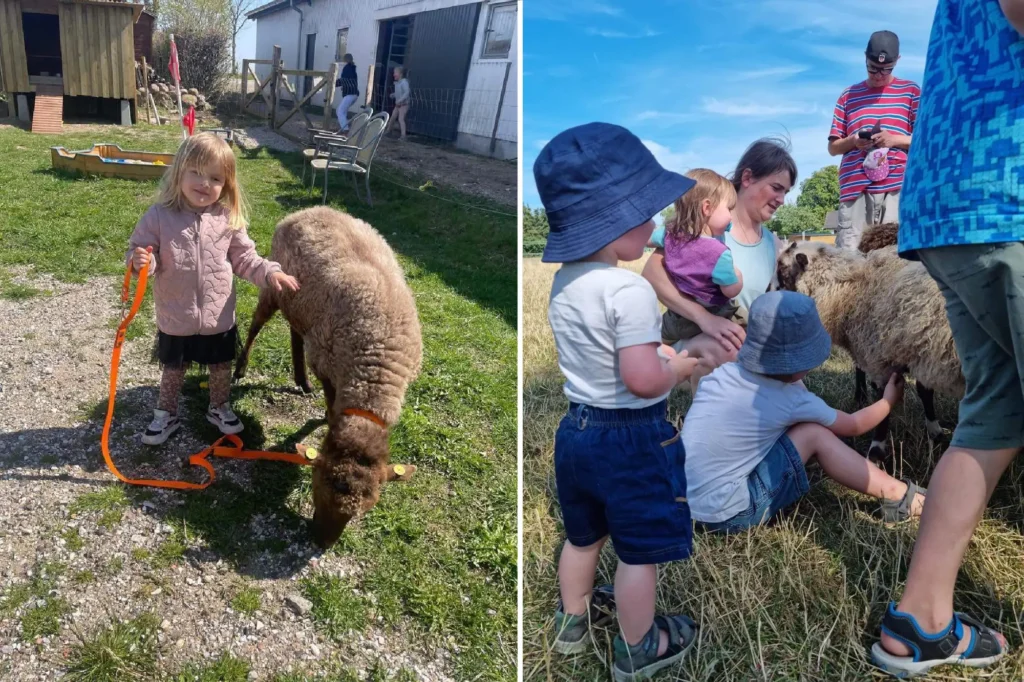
[523, 0, 937, 209]
[236, 21, 257, 72]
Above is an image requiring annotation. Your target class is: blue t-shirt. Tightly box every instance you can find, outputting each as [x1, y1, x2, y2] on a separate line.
[650, 224, 777, 311]
[898, 0, 1024, 257]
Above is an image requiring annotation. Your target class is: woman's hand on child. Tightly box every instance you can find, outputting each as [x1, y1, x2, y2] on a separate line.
[698, 314, 745, 353]
[269, 271, 301, 292]
[883, 372, 905, 407]
[132, 247, 152, 273]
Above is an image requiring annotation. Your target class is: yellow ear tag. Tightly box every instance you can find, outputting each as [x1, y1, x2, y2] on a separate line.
[304, 447, 319, 461]
[199, 381, 209, 389]
[393, 464, 406, 476]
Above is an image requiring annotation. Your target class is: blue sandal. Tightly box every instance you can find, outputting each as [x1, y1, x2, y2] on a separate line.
[871, 603, 1007, 678]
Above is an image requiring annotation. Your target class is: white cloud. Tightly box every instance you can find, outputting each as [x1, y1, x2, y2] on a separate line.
[636, 111, 700, 124]
[640, 140, 702, 174]
[528, 1, 621, 21]
[586, 27, 660, 39]
[702, 98, 812, 118]
[534, 139, 550, 150]
[729, 65, 809, 81]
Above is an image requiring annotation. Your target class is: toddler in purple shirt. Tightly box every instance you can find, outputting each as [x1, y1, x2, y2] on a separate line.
[661, 169, 745, 345]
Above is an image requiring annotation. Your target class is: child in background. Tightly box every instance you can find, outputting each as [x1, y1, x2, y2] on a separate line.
[386, 66, 411, 140]
[682, 290, 927, 535]
[127, 132, 300, 446]
[536, 122, 702, 682]
[660, 169, 744, 350]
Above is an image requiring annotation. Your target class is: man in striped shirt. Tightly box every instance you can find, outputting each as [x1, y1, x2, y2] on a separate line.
[827, 31, 920, 250]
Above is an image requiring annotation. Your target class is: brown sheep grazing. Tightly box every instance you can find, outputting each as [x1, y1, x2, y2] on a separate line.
[774, 239, 963, 462]
[234, 206, 423, 548]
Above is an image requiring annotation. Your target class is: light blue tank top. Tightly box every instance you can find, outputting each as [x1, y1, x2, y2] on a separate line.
[650, 223, 776, 311]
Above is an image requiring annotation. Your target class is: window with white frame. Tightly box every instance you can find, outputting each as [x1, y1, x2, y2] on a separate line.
[335, 28, 349, 61]
[481, 3, 515, 59]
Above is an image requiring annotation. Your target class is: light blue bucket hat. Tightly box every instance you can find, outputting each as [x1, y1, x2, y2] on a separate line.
[737, 291, 832, 375]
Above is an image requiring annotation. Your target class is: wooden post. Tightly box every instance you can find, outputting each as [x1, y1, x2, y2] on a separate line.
[323, 61, 337, 132]
[270, 45, 281, 129]
[140, 57, 152, 124]
[490, 61, 512, 156]
[364, 64, 375, 111]
[241, 59, 249, 118]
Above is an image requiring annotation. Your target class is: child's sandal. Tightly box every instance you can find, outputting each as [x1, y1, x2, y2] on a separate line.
[612, 613, 698, 682]
[871, 603, 1007, 678]
[551, 584, 616, 655]
[881, 478, 926, 522]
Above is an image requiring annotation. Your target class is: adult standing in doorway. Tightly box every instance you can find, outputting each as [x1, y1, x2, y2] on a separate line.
[828, 31, 919, 250]
[334, 54, 359, 133]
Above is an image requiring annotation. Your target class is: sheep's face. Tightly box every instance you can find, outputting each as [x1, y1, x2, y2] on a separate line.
[775, 241, 825, 294]
[310, 421, 391, 548]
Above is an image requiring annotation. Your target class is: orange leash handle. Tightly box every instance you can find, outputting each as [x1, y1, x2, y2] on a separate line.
[100, 260, 310, 491]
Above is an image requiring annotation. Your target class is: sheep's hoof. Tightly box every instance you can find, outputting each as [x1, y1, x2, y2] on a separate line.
[925, 419, 946, 441]
[867, 441, 889, 465]
[297, 381, 314, 395]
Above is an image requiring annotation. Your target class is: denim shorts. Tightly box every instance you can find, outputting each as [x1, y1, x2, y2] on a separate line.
[919, 243, 1024, 450]
[701, 434, 809, 534]
[553, 400, 693, 565]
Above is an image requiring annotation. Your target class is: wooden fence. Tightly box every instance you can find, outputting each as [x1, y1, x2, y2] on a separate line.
[240, 45, 338, 132]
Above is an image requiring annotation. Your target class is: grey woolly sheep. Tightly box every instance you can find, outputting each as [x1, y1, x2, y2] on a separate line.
[774, 240, 963, 462]
[234, 206, 423, 548]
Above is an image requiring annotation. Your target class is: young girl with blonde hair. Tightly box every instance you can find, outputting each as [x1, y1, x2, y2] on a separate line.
[127, 132, 300, 445]
[659, 168, 744, 347]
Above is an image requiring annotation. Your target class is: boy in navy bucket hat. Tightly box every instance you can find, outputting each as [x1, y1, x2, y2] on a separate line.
[682, 290, 929, 535]
[538, 122, 702, 682]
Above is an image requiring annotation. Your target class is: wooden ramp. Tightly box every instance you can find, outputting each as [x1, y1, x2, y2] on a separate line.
[31, 85, 64, 134]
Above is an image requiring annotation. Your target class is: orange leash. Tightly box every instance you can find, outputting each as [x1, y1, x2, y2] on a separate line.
[100, 258, 310, 490]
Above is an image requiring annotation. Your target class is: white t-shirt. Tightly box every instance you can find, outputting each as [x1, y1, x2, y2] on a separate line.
[682, 363, 838, 522]
[548, 262, 667, 409]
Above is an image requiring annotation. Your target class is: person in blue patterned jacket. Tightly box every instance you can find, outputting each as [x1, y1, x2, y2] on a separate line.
[870, 0, 1024, 677]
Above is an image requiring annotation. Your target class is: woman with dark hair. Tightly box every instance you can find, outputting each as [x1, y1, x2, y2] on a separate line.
[334, 54, 359, 133]
[643, 137, 797, 371]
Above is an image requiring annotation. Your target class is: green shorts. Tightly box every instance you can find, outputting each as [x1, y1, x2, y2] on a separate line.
[661, 303, 740, 345]
[919, 243, 1024, 450]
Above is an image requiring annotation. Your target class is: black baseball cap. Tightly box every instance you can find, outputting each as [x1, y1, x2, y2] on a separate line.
[866, 31, 900, 64]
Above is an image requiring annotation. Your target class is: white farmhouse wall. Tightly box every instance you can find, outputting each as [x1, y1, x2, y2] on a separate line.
[455, 0, 517, 158]
[252, 0, 518, 159]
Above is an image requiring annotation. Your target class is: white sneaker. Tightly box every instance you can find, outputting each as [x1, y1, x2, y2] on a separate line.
[142, 409, 180, 446]
[207, 403, 244, 435]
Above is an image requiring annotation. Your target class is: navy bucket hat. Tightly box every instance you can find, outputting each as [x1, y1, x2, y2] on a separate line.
[533, 122, 696, 263]
[737, 291, 832, 376]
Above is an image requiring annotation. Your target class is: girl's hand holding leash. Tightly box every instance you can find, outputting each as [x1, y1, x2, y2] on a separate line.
[132, 247, 153, 274]
[269, 271, 301, 292]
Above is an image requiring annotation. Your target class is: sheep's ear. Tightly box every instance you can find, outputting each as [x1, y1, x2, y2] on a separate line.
[784, 241, 797, 253]
[796, 252, 809, 269]
[387, 464, 417, 482]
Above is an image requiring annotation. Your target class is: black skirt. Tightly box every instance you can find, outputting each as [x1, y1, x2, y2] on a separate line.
[157, 326, 238, 368]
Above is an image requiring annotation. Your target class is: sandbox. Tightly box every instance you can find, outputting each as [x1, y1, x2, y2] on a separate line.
[50, 144, 175, 180]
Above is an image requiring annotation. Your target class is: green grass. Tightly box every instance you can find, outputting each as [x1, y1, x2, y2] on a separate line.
[301, 573, 369, 638]
[172, 652, 250, 682]
[523, 257, 1024, 681]
[230, 585, 262, 616]
[62, 527, 85, 551]
[69, 486, 130, 516]
[0, 561, 69, 640]
[0, 122, 515, 680]
[65, 612, 160, 681]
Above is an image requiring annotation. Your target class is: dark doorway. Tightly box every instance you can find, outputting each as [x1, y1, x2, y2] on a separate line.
[22, 12, 63, 77]
[303, 33, 317, 99]
[374, 3, 480, 141]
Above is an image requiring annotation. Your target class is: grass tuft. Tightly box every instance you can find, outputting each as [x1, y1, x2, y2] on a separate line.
[65, 612, 161, 681]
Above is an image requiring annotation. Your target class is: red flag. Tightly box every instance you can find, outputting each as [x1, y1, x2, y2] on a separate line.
[169, 36, 181, 84]
[183, 106, 195, 136]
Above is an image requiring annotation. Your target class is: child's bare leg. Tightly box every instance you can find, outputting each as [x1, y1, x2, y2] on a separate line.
[615, 562, 667, 654]
[786, 423, 925, 515]
[558, 537, 606, 615]
[208, 362, 232, 406]
[157, 363, 190, 414]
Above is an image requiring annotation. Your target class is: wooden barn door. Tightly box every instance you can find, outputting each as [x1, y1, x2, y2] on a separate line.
[56, 1, 134, 99]
[0, 0, 31, 93]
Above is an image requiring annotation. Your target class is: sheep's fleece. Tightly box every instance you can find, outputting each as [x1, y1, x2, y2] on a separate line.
[268, 206, 422, 425]
[775, 241, 964, 398]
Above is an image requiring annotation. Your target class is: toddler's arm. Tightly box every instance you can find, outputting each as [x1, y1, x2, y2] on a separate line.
[620, 343, 698, 398]
[828, 372, 904, 437]
[711, 248, 743, 300]
[127, 207, 160, 276]
[228, 227, 283, 287]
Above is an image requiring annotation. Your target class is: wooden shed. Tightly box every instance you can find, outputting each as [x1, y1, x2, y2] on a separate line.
[0, 0, 143, 133]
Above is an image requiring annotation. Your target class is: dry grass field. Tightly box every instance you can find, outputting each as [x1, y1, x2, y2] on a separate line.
[522, 253, 1024, 681]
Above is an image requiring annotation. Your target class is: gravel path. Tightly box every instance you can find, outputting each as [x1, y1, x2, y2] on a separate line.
[0, 269, 454, 681]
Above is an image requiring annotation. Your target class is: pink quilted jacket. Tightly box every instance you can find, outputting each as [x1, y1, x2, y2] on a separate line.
[126, 203, 282, 337]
